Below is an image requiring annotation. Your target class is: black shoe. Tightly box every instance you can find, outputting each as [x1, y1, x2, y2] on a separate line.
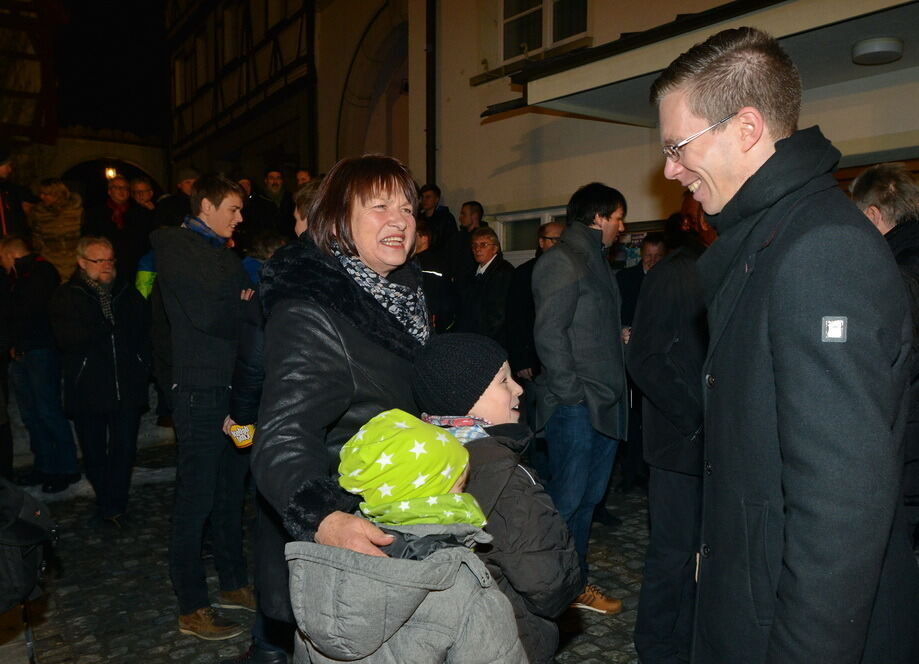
[219, 644, 288, 664]
[15, 468, 46, 486]
[593, 507, 622, 528]
[42, 473, 81, 494]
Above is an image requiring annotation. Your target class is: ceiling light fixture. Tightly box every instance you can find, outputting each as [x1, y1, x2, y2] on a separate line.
[852, 37, 903, 65]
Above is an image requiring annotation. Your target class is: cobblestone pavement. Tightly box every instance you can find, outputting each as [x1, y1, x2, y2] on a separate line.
[3, 441, 649, 664]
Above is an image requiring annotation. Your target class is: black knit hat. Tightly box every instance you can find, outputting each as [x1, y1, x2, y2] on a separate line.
[413, 333, 507, 416]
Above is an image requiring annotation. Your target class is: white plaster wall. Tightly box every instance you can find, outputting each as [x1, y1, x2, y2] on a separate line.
[801, 66, 919, 161]
[433, 2, 690, 222]
[428, 2, 919, 223]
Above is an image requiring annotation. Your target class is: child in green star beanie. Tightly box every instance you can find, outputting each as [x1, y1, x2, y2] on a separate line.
[338, 408, 487, 528]
[285, 407, 527, 664]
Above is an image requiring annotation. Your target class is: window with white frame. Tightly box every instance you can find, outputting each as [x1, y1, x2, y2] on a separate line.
[491, 207, 567, 266]
[502, 0, 587, 62]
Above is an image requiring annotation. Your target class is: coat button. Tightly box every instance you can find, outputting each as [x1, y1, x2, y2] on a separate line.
[704, 460, 713, 475]
[705, 373, 715, 388]
[701, 544, 711, 558]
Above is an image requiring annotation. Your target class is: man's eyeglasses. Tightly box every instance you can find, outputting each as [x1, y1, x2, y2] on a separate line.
[81, 257, 116, 265]
[472, 241, 496, 249]
[661, 113, 736, 163]
[540, 235, 561, 243]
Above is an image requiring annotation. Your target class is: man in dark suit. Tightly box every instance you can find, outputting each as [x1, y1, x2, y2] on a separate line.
[615, 232, 665, 494]
[506, 220, 565, 382]
[444, 200, 487, 283]
[617, 233, 665, 329]
[626, 213, 713, 664]
[413, 219, 455, 333]
[652, 27, 919, 663]
[532, 182, 628, 615]
[454, 227, 513, 346]
[851, 163, 919, 547]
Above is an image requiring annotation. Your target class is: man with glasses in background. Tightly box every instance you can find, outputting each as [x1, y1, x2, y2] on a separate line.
[50, 236, 149, 528]
[652, 27, 919, 663]
[454, 226, 514, 347]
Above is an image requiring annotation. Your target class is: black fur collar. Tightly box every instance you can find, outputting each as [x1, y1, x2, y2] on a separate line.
[259, 237, 422, 360]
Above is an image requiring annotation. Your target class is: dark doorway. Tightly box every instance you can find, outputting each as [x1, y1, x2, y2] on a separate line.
[61, 159, 163, 210]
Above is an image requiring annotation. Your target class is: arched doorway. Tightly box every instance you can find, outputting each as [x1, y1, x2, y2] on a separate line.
[61, 159, 163, 210]
[336, 2, 409, 162]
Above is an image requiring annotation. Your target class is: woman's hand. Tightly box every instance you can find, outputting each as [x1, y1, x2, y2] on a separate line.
[315, 511, 394, 557]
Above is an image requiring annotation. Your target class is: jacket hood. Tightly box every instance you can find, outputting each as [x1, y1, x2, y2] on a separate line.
[285, 523, 493, 660]
[259, 237, 423, 360]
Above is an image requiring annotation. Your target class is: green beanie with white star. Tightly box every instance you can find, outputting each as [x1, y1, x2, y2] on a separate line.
[339, 409, 487, 527]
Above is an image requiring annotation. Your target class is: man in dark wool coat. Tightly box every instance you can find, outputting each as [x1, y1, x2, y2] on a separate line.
[650, 27, 919, 664]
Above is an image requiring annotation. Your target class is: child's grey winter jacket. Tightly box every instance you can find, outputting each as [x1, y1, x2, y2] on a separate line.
[286, 523, 529, 664]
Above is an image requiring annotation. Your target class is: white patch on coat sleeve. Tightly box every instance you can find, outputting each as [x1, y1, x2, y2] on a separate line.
[822, 316, 847, 343]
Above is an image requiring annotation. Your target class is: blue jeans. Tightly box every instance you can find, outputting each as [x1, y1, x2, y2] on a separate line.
[169, 385, 250, 614]
[8, 348, 78, 475]
[545, 402, 620, 582]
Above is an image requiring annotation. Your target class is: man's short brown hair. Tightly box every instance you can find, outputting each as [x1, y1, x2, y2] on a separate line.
[851, 163, 919, 227]
[470, 226, 500, 251]
[650, 27, 801, 140]
[307, 154, 417, 257]
[189, 173, 245, 217]
[294, 179, 321, 221]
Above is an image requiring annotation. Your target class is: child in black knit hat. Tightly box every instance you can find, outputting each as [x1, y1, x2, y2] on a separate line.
[412, 333, 581, 664]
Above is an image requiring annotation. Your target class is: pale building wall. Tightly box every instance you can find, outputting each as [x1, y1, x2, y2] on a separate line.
[427, 1, 919, 224]
[801, 66, 919, 163]
[315, 0, 410, 171]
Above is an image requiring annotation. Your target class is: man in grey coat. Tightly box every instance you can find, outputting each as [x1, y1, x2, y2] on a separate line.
[652, 27, 919, 663]
[532, 182, 628, 614]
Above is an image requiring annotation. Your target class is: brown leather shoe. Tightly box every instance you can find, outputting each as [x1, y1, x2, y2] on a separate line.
[570, 584, 623, 615]
[217, 585, 256, 612]
[178, 607, 245, 640]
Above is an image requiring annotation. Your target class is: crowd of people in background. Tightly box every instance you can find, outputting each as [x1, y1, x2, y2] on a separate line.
[1, 25, 918, 664]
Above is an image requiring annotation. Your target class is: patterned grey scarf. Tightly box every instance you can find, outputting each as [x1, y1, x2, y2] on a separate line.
[331, 242, 430, 345]
[79, 270, 114, 325]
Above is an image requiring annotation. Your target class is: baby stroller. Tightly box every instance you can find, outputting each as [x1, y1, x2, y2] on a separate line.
[0, 478, 56, 664]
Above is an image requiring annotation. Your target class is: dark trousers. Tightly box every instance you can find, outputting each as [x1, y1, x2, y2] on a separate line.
[8, 348, 78, 475]
[0, 356, 12, 479]
[634, 467, 702, 664]
[619, 382, 648, 485]
[545, 402, 620, 582]
[169, 385, 249, 614]
[73, 408, 141, 517]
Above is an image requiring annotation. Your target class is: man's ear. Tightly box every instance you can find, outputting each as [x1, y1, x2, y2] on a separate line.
[735, 106, 766, 153]
[199, 197, 215, 216]
[864, 205, 889, 233]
